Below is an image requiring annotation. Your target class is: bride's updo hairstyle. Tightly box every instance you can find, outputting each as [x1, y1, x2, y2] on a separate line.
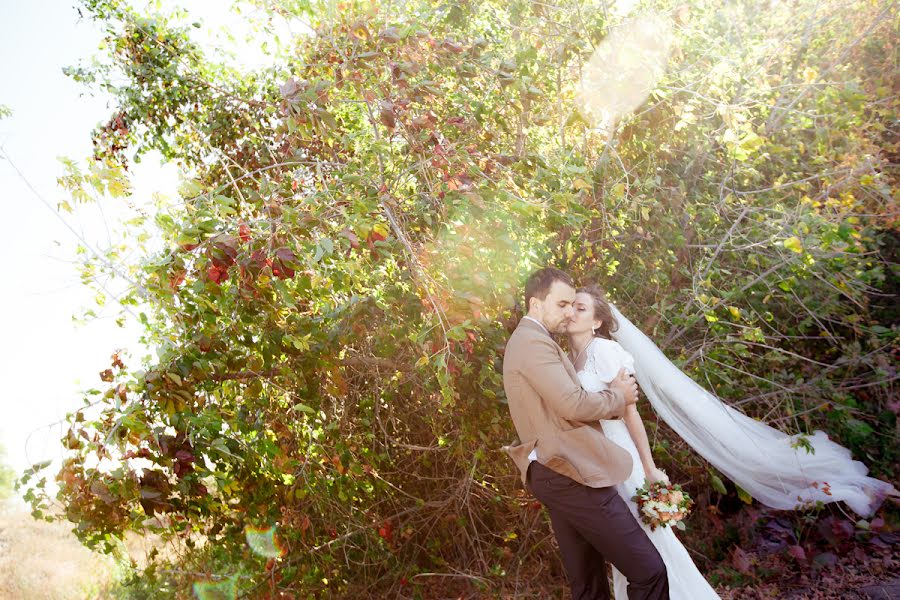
[577, 284, 619, 340]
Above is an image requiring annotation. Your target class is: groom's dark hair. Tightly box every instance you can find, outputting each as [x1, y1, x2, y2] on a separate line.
[524, 267, 574, 311]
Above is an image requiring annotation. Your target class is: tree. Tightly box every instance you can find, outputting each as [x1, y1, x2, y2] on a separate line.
[23, 0, 896, 596]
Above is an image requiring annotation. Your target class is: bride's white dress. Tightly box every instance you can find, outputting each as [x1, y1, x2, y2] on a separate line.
[568, 305, 897, 598]
[606, 304, 895, 518]
[577, 337, 720, 600]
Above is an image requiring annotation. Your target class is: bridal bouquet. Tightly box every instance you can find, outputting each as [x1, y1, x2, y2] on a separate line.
[632, 480, 694, 531]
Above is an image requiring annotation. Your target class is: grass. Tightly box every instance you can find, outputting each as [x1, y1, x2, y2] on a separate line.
[0, 509, 119, 599]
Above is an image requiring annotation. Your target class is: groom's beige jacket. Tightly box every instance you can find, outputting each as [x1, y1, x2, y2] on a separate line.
[503, 318, 633, 489]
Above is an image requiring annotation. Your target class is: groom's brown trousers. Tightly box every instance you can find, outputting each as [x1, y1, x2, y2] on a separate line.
[528, 461, 669, 600]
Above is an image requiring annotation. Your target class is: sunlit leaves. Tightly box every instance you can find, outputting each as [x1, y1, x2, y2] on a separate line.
[57, 156, 133, 203]
[193, 576, 238, 600]
[245, 525, 286, 558]
[783, 236, 804, 253]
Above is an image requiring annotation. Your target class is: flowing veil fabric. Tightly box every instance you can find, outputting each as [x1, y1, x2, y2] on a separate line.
[609, 304, 897, 517]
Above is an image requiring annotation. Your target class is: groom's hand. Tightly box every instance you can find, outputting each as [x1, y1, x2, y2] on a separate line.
[609, 368, 639, 407]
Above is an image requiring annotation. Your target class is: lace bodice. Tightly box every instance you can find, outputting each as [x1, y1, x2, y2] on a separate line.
[577, 337, 636, 393]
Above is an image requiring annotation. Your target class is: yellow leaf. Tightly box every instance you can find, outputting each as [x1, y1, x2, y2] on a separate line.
[783, 236, 803, 253]
[573, 178, 592, 191]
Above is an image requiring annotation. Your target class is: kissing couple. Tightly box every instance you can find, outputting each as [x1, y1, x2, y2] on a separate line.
[502, 267, 896, 600]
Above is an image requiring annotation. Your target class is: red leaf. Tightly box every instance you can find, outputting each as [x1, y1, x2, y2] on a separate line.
[209, 234, 239, 268]
[271, 247, 297, 279]
[207, 264, 229, 284]
[168, 270, 186, 290]
[279, 78, 302, 99]
[238, 223, 251, 242]
[731, 546, 753, 574]
[250, 249, 267, 268]
[788, 545, 807, 561]
[340, 228, 360, 249]
[272, 261, 294, 279]
[378, 27, 401, 44]
[440, 39, 464, 53]
[272, 264, 295, 279]
[378, 101, 396, 129]
[830, 517, 854, 540]
[274, 247, 297, 262]
[408, 111, 436, 130]
[378, 521, 393, 542]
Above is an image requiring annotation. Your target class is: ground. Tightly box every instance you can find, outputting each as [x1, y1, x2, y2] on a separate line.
[0, 505, 897, 599]
[0, 509, 119, 599]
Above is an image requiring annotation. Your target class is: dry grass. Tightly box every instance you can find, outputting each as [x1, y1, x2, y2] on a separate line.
[0, 507, 121, 600]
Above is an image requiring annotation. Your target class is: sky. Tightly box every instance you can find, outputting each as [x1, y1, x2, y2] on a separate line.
[0, 0, 292, 481]
[1, 0, 145, 479]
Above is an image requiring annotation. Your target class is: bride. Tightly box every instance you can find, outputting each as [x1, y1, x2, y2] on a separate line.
[567, 284, 897, 599]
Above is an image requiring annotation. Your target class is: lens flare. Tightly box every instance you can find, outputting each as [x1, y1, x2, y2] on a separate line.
[577, 14, 673, 131]
[245, 525, 287, 558]
[193, 575, 237, 600]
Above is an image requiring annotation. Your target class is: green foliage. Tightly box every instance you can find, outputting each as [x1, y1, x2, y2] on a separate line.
[0, 444, 16, 501]
[24, 0, 897, 596]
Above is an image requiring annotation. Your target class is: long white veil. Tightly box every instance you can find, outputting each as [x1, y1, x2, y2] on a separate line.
[610, 304, 897, 517]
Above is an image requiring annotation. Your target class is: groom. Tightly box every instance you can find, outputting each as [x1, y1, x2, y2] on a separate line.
[503, 267, 668, 600]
